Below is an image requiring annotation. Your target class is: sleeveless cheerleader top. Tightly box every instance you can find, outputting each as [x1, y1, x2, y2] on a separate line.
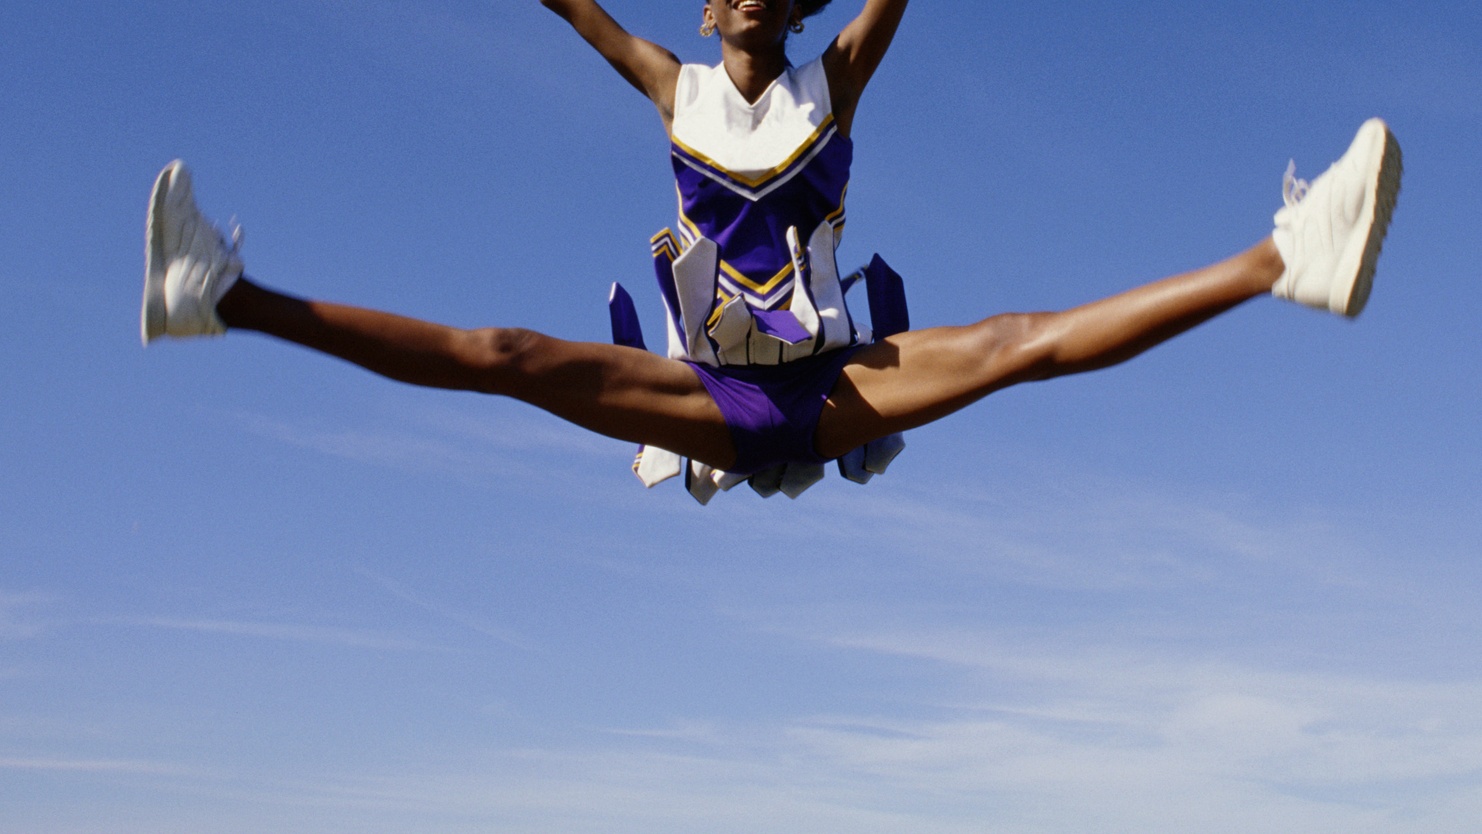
[607, 56, 909, 502]
[651, 56, 863, 367]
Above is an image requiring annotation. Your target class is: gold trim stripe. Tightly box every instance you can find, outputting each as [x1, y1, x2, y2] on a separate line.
[671, 115, 836, 190]
[718, 259, 793, 295]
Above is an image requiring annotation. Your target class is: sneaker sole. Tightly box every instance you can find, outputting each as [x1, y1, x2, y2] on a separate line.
[141, 161, 182, 345]
[1333, 119, 1403, 317]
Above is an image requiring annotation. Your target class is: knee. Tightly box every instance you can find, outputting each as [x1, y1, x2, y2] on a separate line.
[458, 326, 545, 395]
[963, 312, 1060, 384]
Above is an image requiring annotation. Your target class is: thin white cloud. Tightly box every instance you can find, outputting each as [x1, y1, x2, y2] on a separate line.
[754, 466, 1384, 597]
[0, 757, 190, 776]
[409, 403, 615, 457]
[355, 567, 539, 651]
[788, 626, 1482, 788]
[0, 590, 55, 640]
[230, 405, 621, 485]
[601, 719, 726, 746]
[124, 617, 452, 654]
[235, 412, 498, 475]
[126, 677, 1482, 834]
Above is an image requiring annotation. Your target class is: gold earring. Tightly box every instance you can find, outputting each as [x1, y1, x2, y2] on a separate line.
[700, 21, 715, 37]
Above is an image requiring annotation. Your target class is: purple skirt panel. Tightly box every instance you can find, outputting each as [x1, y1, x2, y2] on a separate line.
[684, 347, 861, 475]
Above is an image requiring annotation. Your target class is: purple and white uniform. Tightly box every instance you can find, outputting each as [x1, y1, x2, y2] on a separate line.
[609, 56, 908, 503]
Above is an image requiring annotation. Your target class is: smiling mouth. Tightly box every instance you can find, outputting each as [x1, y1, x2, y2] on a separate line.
[737, 1, 767, 10]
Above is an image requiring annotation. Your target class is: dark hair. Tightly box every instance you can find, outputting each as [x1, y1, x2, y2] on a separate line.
[798, 0, 833, 19]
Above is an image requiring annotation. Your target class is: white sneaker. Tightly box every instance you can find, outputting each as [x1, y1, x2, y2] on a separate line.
[141, 160, 244, 344]
[1271, 118, 1402, 317]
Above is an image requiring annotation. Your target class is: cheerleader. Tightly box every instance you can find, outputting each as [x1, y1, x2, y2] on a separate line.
[141, 0, 1401, 502]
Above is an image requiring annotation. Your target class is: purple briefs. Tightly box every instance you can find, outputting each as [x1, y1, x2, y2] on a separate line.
[686, 347, 861, 475]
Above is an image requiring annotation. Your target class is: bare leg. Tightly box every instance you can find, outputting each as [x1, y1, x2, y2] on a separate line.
[216, 279, 739, 467]
[816, 238, 1285, 458]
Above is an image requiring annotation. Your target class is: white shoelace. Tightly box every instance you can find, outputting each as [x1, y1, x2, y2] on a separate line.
[226, 215, 244, 253]
[1282, 160, 1310, 208]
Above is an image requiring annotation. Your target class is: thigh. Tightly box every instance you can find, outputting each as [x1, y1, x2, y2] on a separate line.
[813, 316, 1042, 459]
[505, 333, 738, 469]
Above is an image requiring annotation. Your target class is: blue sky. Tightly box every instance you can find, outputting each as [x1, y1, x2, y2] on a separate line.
[3, 0, 1480, 831]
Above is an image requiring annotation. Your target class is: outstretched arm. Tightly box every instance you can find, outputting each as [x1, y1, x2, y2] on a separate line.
[821, 0, 909, 135]
[541, 0, 682, 128]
